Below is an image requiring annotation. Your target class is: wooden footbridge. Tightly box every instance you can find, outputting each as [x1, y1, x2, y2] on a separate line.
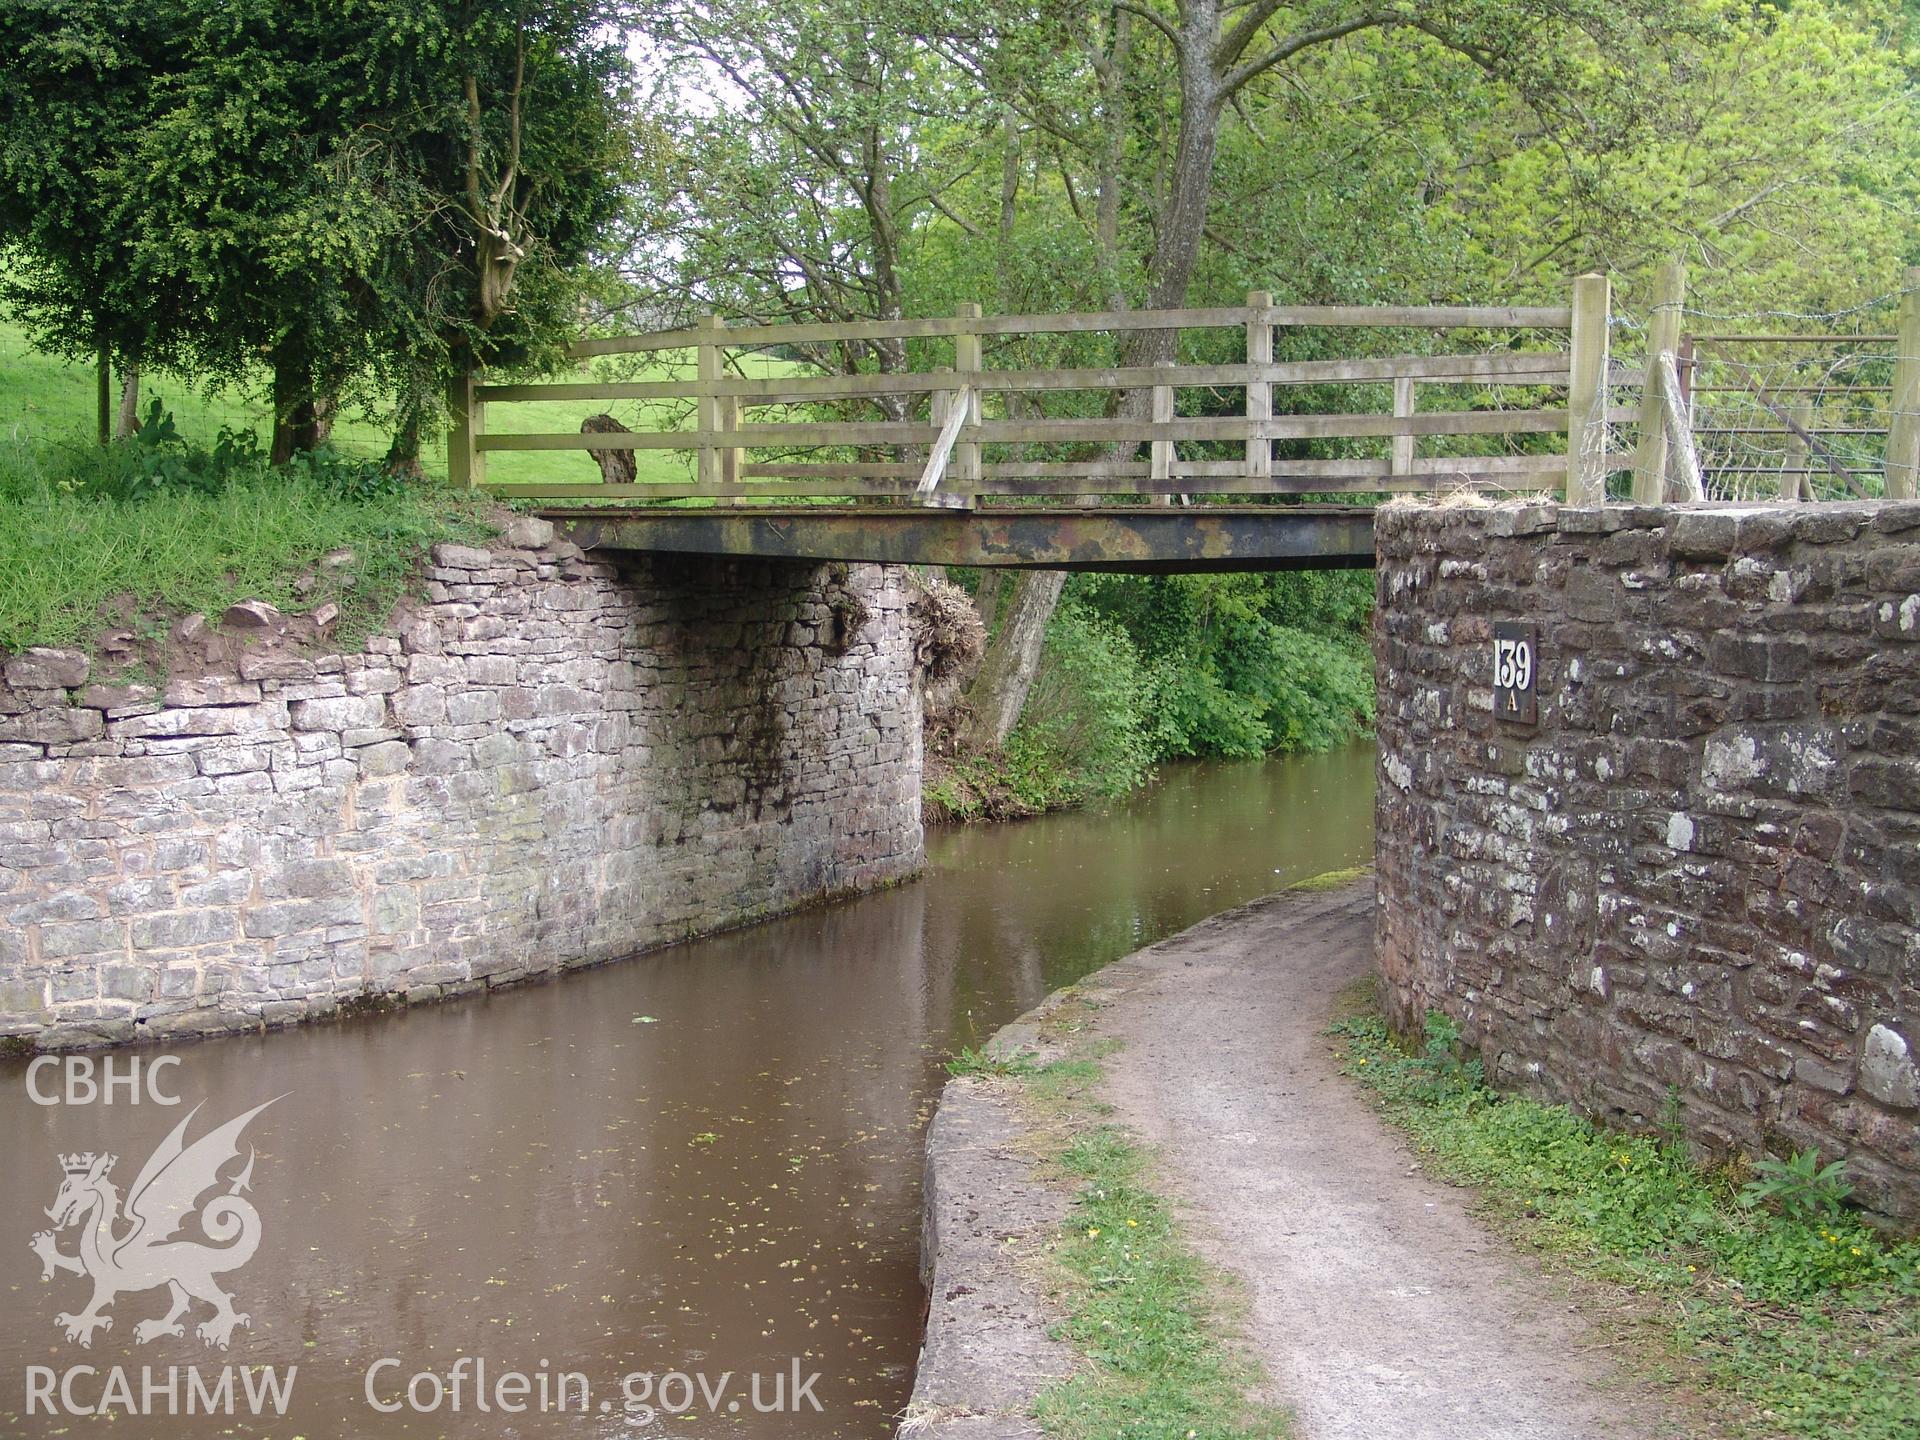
[450, 277, 1626, 571]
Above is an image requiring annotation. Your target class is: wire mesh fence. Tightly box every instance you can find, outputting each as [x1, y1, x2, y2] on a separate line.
[1600, 271, 1918, 504]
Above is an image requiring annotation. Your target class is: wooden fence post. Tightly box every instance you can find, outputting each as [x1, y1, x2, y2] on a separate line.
[1782, 399, 1812, 501]
[722, 389, 743, 491]
[1885, 267, 1920, 500]
[696, 314, 733, 500]
[446, 370, 484, 488]
[1631, 257, 1686, 503]
[954, 303, 982, 487]
[1566, 273, 1612, 504]
[1151, 362, 1175, 487]
[1391, 376, 1415, 487]
[1245, 291, 1272, 483]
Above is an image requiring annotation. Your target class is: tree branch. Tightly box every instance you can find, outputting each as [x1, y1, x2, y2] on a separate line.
[486, 26, 526, 221]
[1113, 1, 1181, 49]
[1215, 0, 1291, 69]
[1220, 12, 1395, 98]
[926, 188, 983, 237]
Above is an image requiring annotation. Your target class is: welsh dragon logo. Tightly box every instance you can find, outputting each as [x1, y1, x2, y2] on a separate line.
[29, 1098, 280, 1350]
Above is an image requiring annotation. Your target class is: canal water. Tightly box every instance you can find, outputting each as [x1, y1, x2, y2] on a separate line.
[0, 748, 1374, 1438]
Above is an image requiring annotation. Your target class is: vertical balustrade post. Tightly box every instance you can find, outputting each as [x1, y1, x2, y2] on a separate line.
[1566, 272, 1612, 504]
[696, 314, 731, 499]
[1885, 267, 1920, 500]
[1391, 375, 1415, 489]
[1150, 362, 1175, 488]
[723, 389, 743, 492]
[1782, 399, 1812, 501]
[954, 303, 982, 489]
[1245, 290, 1272, 485]
[446, 369, 484, 488]
[1631, 257, 1686, 503]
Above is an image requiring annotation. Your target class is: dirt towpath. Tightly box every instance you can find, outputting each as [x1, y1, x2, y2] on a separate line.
[1085, 879, 1695, 1440]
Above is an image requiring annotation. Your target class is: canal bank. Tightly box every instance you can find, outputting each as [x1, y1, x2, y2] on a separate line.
[0, 752, 1375, 1438]
[906, 878, 1694, 1440]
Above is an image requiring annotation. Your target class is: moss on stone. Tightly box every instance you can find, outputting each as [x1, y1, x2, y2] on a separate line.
[1287, 865, 1371, 893]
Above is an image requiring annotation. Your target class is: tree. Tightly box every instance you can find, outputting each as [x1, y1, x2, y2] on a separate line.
[632, 0, 998, 419]
[121, 0, 634, 464]
[1, 0, 633, 466]
[371, 0, 637, 472]
[0, 0, 176, 442]
[953, 0, 1720, 742]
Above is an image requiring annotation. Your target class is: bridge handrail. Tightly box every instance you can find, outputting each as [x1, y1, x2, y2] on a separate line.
[450, 285, 1615, 505]
[565, 304, 1574, 357]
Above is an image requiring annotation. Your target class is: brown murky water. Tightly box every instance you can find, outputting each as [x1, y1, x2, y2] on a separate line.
[0, 749, 1374, 1438]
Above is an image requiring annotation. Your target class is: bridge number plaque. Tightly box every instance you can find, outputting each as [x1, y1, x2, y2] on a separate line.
[1491, 622, 1538, 725]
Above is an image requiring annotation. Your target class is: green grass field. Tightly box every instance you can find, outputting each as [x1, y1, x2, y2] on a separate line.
[0, 320, 836, 654]
[0, 315, 796, 489]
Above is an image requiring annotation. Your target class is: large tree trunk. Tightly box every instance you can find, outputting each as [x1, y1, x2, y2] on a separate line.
[269, 348, 321, 465]
[961, 26, 1225, 737]
[1121, 35, 1225, 371]
[1091, 12, 1133, 310]
[385, 396, 425, 479]
[962, 570, 1066, 748]
[114, 358, 141, 439]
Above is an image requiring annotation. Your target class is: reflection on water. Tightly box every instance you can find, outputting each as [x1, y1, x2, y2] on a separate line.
[0, 748, 1374, 1437]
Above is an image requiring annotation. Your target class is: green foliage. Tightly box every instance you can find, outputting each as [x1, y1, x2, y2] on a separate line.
[1742, 1149, 1856, 1225]
[0, 428, 489, 655]
[0, 0, 167, 371]
[0, 0, 637, 458]
[1073, 572, 1375, 762]
[929, 596, 1158, 821]
[1404, 1010, 1486, 1102]
[1012, 601, 1157, 798]
[1331, 1004, 1920, 1439]
[933, 570, 1376, 822]
[945, 1046, 1041, 1078]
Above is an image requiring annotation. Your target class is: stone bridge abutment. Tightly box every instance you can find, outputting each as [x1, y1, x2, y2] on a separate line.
[1375, 499, 1920, 1217]
[0, 530, 922, 1047]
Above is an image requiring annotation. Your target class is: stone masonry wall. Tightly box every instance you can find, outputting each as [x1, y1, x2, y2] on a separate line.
[1375, 500, 1920, 1217]
[0, 531, 922, 1047]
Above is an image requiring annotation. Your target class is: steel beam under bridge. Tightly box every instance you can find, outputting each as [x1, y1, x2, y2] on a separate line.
[550, 505, 1374, 573]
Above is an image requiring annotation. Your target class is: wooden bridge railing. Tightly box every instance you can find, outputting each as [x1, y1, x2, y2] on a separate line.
[452, 279, 1619, 507]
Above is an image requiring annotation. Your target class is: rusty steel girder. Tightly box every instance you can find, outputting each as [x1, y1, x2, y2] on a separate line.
[551, 505, 1375, 573]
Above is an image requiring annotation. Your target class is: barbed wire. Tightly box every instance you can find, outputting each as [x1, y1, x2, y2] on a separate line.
[1610, 282, 1916, 334]
[1594, 342, 1914, 503]
[1592, 276, 1916, 502]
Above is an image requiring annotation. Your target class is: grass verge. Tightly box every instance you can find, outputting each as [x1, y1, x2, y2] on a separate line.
[951, 997, 1291, 1439]
[0, 432, 493, 657]
[1329, 981, 1920, 1440]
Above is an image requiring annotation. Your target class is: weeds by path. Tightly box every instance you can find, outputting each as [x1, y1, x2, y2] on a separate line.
[946, 1000, 1291, 1440]
[1330, 983, 1920, 1440]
